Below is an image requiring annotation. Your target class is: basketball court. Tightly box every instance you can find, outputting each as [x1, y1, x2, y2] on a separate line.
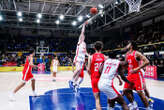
[0, 71, 164, 110]
[0, 0, 164, 110]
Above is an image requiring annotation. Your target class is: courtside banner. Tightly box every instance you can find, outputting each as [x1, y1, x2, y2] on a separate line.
[0, 66, 72, 72]
[145, 66, 157, 79]
[0, 66, 23, 72]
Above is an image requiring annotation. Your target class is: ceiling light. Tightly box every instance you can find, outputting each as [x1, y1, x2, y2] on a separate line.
[72, 21, 77, 26]
[36, 19, 40, 23]
[19, 18, 23, 22]
[78, 16, 83, 22]
[37, 13, 42, 19]
[0, 16, 3, 21]
[55, 20, 60, 24]
[98, 4, 104, 9]
[59, 15, 64, 20]
[17, 11, 22, 17]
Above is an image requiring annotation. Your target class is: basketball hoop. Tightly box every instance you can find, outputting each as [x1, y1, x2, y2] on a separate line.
[125, 0, 142, 13]
[36, 46, 49, 55]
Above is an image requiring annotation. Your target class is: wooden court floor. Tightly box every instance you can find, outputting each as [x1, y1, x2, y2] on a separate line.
[0, 71, 164, 110]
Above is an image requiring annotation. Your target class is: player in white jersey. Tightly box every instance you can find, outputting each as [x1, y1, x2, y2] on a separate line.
[51, 56, 59, 81]
[69, 22, 87, 89]
[98, 52, 132, 110]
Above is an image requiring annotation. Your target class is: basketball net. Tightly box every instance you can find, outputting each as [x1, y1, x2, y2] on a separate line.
[125, 0, 142, 13]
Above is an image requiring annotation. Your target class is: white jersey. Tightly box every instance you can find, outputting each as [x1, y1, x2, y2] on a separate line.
[53, 59, 58, 67]
[52, 59, 58, 72]
[99, 58, 120, 86]
[74, 42, 86, 63]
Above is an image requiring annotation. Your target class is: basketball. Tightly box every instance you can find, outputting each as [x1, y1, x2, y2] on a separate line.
[90, 7, 98, 14]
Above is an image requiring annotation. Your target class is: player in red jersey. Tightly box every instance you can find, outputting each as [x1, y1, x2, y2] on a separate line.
[87, 41, 107, 110]
[10, 49, 37, 101]
[123, 41, 152, 110]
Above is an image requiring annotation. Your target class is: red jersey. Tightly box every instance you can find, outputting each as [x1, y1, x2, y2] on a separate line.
[124, 50, 145, 90]
[22, 56, 34, 81]
[22, 56, 32, 74]
[90, 53, 105, 79]
[126, 50, 141, 76]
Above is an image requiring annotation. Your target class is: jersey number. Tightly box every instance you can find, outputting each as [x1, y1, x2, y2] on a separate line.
[104, 66, 112, 74]
[94, 63, 102, 72]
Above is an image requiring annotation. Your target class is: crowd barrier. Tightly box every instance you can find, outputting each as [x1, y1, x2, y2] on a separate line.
[0, 65, 158, 80]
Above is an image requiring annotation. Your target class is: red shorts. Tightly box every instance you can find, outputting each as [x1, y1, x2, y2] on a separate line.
[124, 72, 144, 91]
[79, 68, 84, 78]
[22, 71, 34, 82]
[91, 78, 100, 93]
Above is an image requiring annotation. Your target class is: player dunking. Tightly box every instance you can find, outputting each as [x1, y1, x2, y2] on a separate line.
[10, 49, 37, 101]
[87, 41, 107, 110]
[123, 41, 152, 110]
[98, 52, 132, 110]
[51, 56, 60, 82]
[69, 22, 87, 90]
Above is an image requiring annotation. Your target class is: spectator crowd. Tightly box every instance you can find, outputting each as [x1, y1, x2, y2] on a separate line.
[0, 22, 164, 68]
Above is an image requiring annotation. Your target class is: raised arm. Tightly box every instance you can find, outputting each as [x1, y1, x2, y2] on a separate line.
[78, 23, 86, 45]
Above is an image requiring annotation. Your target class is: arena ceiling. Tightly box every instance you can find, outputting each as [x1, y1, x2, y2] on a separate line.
[0, 0, 112, 30]
[0, 0, 163, 33]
